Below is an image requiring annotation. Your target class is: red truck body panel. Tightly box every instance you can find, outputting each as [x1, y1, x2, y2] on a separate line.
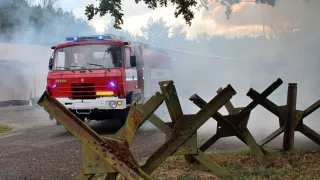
[47, 69, 126, 99]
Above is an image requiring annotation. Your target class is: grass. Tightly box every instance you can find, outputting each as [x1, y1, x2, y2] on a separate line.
[0, 124, 11, 133]
[149, 149, 320, 180]
[93, 148, 320, 180]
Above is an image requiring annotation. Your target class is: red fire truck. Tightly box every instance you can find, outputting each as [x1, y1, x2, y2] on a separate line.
[46, 34, 172, 127]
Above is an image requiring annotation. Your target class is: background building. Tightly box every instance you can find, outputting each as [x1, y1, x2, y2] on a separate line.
[0, 43, 52, 101]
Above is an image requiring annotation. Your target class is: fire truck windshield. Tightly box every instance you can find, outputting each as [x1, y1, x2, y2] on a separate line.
[52, 44, 122, 70]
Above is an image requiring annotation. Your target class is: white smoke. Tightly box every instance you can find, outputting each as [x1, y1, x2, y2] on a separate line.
[167, 0, 320, 142]
[139, 0, 320, 144]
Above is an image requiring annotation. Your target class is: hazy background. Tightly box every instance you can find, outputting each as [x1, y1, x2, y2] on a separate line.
[0, 0, 319, 142]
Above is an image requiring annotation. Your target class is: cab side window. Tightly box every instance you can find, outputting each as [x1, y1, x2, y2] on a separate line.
[54, 51, 66, 70]
[125, 47, 131, 68]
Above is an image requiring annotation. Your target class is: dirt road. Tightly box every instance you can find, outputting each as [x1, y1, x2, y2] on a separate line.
[0, 106, 319, 180]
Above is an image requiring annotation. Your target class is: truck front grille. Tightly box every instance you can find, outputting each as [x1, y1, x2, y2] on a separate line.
[70, 83, 95, 99]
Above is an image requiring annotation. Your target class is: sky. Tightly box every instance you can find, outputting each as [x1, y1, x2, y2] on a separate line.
[34, 0, 268, 39]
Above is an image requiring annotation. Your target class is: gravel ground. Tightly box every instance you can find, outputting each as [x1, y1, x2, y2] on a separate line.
[0, 106, 319, 180]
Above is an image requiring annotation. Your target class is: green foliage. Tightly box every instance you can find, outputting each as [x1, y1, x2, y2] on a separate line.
[85, 0, 277, 29]
[140, 17, 170, 46]
[0, 0, 96, 45]
[0, 124, 11, 133]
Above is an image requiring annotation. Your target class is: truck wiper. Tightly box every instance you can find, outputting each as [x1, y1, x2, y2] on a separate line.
[68, 65, 91, 72]
[54, 66, 76, 73]
[56, 66, 76, 73]
[87, 63, 111, 72]
[87, 63, 103, 67]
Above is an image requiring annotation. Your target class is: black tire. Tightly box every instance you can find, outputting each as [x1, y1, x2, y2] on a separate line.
[109, 107, 130, 131]
[50, 116, 69, 132]
[56, 120, 61, 125]
[49, 115, 61, 125]
[51, 114, 85, 134]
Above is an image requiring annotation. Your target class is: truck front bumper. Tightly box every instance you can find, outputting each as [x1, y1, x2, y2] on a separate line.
[56, 97, 128, 110]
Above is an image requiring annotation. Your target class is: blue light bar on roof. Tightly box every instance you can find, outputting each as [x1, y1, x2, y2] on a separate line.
[65, 35, 113, 41]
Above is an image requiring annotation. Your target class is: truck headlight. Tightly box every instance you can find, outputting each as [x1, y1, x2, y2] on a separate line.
[109, 101, 117, 108]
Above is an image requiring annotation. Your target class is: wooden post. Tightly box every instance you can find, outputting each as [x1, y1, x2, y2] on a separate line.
[283, 83, 297, 152]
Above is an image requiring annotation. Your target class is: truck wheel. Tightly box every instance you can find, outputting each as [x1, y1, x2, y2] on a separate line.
[110, 107, 130, 131]
[120, 107, 130, 124]
[49, 115, 60, 125]
[52, 115, 85, 133]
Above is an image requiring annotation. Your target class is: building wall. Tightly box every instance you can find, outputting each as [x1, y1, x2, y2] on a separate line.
[0, 43, 52, 101]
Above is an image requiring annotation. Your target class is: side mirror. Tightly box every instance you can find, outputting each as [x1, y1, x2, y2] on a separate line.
[48, 57, 53, 70]
[130, 55, 136, 67]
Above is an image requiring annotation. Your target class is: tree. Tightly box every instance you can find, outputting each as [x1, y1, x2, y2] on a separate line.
[169, 25, 189, 49]
[103, 23, 135, 40]
[85, 0, 277, 29]
[140, 17, 170, 47]
[0, 0, 97, 45]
